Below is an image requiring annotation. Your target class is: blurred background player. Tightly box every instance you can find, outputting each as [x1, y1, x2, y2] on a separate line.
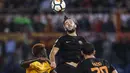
[21, 43, 56, 73]
[77, 43, 118, 73]
[49, 16, 88, 73]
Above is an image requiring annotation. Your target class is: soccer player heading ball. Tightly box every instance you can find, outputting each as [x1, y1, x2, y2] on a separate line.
[49, 16, 88, 73]
[21, 43, 56, 73]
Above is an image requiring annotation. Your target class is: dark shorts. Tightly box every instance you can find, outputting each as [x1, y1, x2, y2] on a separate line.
[56, 63, 77, 73]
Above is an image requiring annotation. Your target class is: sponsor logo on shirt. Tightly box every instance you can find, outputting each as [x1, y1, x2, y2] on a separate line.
[66, 41, 71, 43]
[78, 41, 83, 45]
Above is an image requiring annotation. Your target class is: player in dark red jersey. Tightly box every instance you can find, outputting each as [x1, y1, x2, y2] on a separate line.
[77, 43, 118, 73]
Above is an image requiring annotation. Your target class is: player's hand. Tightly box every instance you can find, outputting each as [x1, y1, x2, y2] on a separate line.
[50, 62, 56, 68]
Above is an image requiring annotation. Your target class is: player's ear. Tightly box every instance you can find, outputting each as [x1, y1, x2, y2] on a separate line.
[74, 24, 77, 28]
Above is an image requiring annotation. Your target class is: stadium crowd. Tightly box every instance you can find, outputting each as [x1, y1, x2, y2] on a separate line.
[0, 0, 129, 9]
[1, 13, 130, 33]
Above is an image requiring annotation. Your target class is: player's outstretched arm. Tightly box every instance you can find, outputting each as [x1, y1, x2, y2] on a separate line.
[21, 58, 47, 68]
[21, 58, 41, 68]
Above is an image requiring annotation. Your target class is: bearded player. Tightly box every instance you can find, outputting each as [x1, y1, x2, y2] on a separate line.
[21, 43, 56, 73]
[49, 16, 88, 73]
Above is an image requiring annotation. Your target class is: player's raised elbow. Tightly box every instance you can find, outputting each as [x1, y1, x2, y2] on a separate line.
[20, 61, 29, 68]
[112, 70, 118, 73]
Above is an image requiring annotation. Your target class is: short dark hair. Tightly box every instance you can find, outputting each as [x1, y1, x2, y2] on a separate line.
[82, 43, 95, 55]
[32, 43, 47, 57]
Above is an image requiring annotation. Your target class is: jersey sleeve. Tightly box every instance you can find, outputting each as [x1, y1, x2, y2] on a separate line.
[103, 60, 115, 73]
[53, 37, 62, 48]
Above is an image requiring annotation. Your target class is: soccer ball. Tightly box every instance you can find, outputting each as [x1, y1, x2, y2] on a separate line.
[51, 0, 66, 12]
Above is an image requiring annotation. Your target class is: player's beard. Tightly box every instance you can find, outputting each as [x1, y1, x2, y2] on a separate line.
[66, 29, 76, 33]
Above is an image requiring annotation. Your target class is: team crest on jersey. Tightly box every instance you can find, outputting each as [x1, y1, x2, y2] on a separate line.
[78, 41, 83, 45]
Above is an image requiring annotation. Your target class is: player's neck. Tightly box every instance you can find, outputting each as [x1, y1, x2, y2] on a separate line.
[67, 32, 77, 36]
[84, 55, 95, 59]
